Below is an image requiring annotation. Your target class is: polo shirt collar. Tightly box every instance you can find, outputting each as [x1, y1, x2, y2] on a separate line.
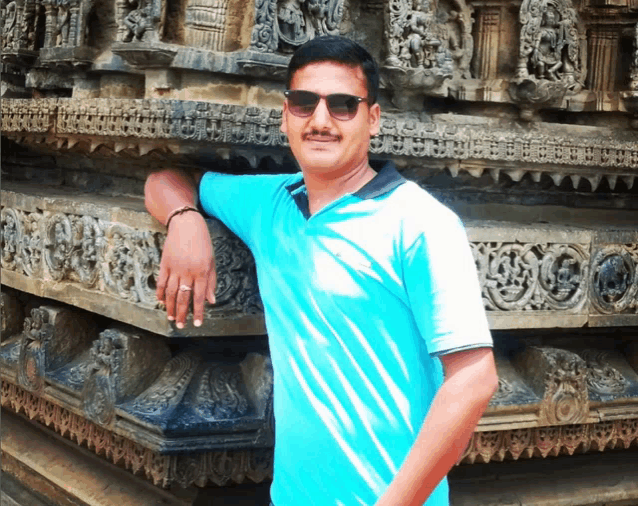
[285, 161, 405, 218]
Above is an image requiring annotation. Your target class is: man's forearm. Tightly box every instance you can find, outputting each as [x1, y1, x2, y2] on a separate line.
[378, 348, 498, 506]
[144, 169, 199, 226]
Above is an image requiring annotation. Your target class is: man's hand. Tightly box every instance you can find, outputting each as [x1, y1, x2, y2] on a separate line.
[156, 211, 216, 329]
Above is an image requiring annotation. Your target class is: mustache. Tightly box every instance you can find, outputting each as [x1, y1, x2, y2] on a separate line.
[302, 130, 341, 141]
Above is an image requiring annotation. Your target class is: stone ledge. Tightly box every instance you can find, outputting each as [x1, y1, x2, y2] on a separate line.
[450, 450, 638, 506]
[2, 98, 638, 190]
[4, 184, 638, 332]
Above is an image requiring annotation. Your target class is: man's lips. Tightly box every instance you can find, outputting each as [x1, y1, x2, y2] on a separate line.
[302, 135, 341, 142]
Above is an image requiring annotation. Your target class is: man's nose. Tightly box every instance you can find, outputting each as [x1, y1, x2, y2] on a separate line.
[308, 97, 332, 126]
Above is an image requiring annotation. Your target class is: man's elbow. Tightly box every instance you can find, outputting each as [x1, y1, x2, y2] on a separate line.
[481, 356, 499, 404]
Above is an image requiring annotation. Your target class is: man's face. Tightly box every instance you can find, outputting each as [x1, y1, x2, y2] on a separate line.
[281, 61, 380, 178]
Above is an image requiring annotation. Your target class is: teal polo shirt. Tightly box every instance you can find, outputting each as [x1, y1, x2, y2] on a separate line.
[199, 162, 492, 506]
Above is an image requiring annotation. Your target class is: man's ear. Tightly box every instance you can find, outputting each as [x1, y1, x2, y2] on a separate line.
[368, 103, 380, 137]
[281, 101, 288, 134]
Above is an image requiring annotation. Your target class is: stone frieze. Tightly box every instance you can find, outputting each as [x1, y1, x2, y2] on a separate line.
[0, 381, 273, 488]
[1, 183, 264, 337]
[6, 187, 638, 331]
[2, 99, 638, 192]
[1, 312, 274, 454]
[462, 419, 638, 464]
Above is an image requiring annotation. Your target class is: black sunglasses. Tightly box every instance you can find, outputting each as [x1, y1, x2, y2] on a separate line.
[284, 90, 369, 121]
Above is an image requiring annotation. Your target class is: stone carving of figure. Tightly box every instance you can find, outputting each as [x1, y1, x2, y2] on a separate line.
[275, 0, 341, 51]
[402, 0, 440, 68]
[55, 0, 71, 46]
[123, 0, 153, 42]
[531, 5, 563, 81]
[278, 0, 307, 46]
[517, 0, 582, 87]
[2, 0, 17, 49]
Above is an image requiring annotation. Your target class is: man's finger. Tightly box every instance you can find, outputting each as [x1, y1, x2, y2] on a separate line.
[164, 274, 179, 322]
[192, 277, 207, 327]
[156, 259, 169, 304]
[207, 261, 217, 305]
[175, 277, 193, 329]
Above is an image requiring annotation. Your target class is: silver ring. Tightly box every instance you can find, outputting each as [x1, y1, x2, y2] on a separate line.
[179, 284, 192, 292]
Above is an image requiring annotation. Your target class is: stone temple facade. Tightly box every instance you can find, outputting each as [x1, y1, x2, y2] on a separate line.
[2, 0, 638, 504]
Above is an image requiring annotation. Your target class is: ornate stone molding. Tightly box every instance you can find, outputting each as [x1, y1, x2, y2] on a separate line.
[3, 379, 638, 476]
[0, 380, 273, 488]
[461, 420, 638, 464]
[1, 309, 275, 452]
[483, 346, 638, 432]
[5, 189, 638, 332]
[472, 242, 588, 313]
[2, 99, 638, 188]
[1, 184, 264, 337]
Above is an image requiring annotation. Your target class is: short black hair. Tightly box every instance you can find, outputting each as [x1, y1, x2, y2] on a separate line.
[286, 36, 380, 105]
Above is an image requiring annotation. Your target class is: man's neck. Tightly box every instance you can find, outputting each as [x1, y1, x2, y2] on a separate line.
[303, 159, 377, 216]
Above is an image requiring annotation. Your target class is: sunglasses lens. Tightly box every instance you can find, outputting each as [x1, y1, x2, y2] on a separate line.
[327, 94, 360, 120]
[286, 91, 320, 117]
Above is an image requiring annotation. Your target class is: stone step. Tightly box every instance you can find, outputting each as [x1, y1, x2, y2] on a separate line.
[449, 448, 638, 506]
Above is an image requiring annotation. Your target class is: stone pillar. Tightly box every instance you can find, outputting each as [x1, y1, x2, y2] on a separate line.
[43, 3, 57, 48]
[473, 5, 501, 80]
[587, 26, 620, 92]
[115, 0, 128, 41]
[69, 4, 80, 46]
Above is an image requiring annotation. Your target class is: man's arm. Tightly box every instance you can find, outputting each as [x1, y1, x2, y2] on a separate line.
[376, 347, 498, 506]
[144, 169, 216, 328]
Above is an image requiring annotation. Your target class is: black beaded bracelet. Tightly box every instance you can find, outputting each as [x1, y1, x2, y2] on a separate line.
[165, 205, 199, 229]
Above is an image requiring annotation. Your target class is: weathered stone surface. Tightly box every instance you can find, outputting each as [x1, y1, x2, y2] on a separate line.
[1, 310, 275, 455]
[6, 184, 638, 332]
[1, 182, 264, 337]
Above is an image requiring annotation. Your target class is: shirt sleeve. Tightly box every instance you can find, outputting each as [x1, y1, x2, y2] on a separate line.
[199, 172, 294, 251]
[403, 212, 492, 357]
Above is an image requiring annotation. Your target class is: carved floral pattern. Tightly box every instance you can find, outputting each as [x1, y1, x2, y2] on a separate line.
[580, 349, 629, 395]
[1, 380, 274, 488]
[472, 242, 588, 311]
[1, 202, 261, 316]
[1, 207, 42, 277]
[3, 99, 638, 172]
[195, 365, 250, 420]
[129, 352, 199, 415]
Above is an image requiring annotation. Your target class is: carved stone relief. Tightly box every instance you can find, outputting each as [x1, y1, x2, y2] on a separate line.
[590, 245, 638, 315]
[579, 349, 630, 396]
[382, 0, 472, 97]
[1, 291, 24, 339]
[516, 347, 589, 426]
[1, 0, 42, 64]
[1, 380, 274, 488]
[471, 242, 588, 312]
[1, 197, 263, 334]
[463, 419, 638, 464]
[4, 99, 638, 184]
[127, 351, 200, 416]
[82, 327, 171, 426]
[511, 0, 586, 115]
[249, 0, 344, 53]
[17, 306, 97, 393]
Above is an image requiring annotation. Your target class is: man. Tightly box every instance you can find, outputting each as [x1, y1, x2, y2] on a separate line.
[145, 36, 498, 506]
